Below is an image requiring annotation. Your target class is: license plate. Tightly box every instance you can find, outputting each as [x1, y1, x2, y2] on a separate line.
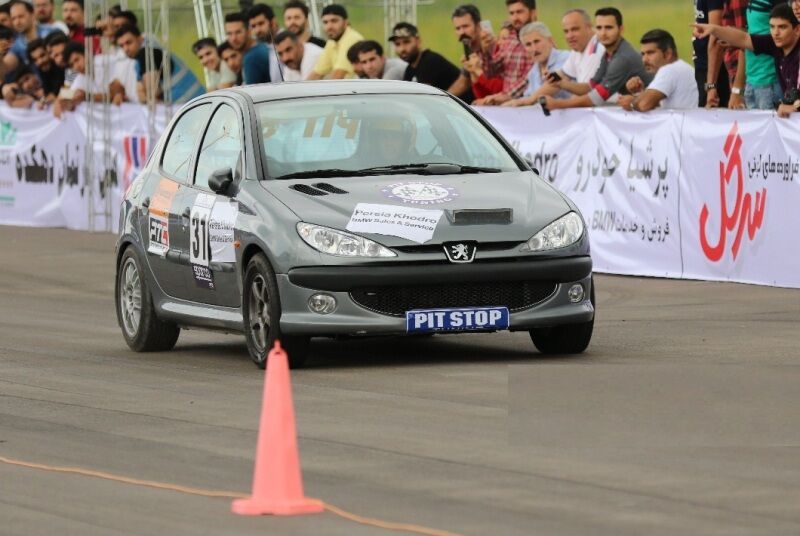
[406, 307, 510, 333]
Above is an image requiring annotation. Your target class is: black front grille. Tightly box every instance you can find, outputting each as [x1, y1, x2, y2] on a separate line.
[350, 281, 557, 317]
[393, 241, 521, 254]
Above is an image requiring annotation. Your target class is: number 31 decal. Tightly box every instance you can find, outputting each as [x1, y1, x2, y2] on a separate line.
[190, 205, 212, 266]
[190, 193, 216, 267]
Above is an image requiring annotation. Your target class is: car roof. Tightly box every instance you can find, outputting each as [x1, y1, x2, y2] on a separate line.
[214, 80, 447, 103]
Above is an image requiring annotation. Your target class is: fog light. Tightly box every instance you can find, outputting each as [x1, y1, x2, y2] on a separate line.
[308, 293, 336, 314]
[568, 284, 585, 303]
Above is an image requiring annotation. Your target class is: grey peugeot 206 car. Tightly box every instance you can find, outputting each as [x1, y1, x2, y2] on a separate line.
[115, 80, 594, 368]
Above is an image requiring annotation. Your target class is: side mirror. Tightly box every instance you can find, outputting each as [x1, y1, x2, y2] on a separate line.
[524, 158, 540, 175]
[209, 167, 233, 195]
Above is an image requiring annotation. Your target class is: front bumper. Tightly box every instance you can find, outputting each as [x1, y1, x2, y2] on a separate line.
[278, 256, 594, 336]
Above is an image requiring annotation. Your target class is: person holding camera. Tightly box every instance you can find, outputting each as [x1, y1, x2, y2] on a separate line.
[472, 0, 537, 104]
[693, 3, 800, 117]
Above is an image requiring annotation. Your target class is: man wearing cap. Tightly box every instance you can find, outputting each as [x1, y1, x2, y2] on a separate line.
[308, 4, 364, 79]
[389, 22, 471, 101]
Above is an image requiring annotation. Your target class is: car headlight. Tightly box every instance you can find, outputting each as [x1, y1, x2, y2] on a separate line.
[296, 223, 396, 258]
[521, 212, 584, 252]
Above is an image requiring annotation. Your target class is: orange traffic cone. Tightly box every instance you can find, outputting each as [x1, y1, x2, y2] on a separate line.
[231, 340, 324, 516]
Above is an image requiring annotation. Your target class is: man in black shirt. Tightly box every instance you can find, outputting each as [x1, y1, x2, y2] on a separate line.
[26, 37, 63, 101]
[283, 0, 326, 48]
[389, 22, 473, 103]
[694, 0, 731, 107]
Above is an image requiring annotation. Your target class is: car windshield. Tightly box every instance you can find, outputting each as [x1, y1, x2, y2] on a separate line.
[255, 93, 520, 179]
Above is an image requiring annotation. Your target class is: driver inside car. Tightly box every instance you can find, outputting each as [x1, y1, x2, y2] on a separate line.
[366, 116, 418, 165]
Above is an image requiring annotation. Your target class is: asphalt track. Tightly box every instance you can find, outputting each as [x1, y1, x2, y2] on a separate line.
[1, 225, 799, 536]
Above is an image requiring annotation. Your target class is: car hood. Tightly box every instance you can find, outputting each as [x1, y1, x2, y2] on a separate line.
[261, 172, 571, 245]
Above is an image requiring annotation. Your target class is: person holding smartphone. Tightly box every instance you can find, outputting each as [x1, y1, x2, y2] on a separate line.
[541, 7, 651, 111]
[501, 22, 571, 107]
[454, 0, 536, 104]
[517, 9, 605, 107]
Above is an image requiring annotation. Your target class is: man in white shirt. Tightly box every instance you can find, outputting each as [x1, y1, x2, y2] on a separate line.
[354, 40, 407, 80]
[618, 29, 698, 111]
[275, 30, 322, 81]
[63, 41, 137, 106]
[558, 9, 604, 84]
[520, 9, 604, 103]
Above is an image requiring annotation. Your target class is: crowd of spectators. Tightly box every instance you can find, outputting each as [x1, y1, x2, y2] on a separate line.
[1, 0, 800, 115]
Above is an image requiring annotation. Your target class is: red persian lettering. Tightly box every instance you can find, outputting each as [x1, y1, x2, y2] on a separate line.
[699, 122, 767, 262]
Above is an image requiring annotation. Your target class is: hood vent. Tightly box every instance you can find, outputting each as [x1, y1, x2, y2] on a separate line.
[290, 184, 328, 196]
[451, 209, 513, 225]
[314, 182, 348, 194]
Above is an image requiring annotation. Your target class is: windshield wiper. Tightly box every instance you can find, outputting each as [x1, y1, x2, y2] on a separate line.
[274, 163, 502, 181]
[274, 168, 368, 180]
[360, 163, 502, 175]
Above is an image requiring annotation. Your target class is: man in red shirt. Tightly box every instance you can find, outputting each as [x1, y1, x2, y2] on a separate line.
[62, 0, 101, 52]
[477, 0, 538, 104]
[707, 0, 749, 109]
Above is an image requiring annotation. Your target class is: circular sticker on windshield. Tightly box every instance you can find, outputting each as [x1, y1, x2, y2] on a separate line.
[381, 182, 459, 205]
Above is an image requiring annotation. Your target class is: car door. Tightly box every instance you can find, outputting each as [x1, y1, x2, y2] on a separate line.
[139, 102, 213, 301]
[180, 101, 245, 308]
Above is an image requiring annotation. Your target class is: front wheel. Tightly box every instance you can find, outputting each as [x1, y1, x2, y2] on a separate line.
[116, 247, 180, 352]
[529, 279, 595, 355]
[242, 253, 309, 369]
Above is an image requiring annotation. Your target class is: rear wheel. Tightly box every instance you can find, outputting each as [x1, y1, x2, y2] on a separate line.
[529, 279, 595, 355]
[116, 247, 180, 352]
[242, 253, 309, 369]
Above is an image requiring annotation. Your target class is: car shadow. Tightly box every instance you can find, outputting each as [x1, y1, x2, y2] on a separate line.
[303, 334, 587, 369]
[168, 333, 587, 369]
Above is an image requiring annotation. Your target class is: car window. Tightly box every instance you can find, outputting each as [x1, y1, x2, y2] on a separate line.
[446, 113, 510, 169]
[160, 104, 212, 182]
[194, 104, 243, 190]
[256, 94, 519, 178]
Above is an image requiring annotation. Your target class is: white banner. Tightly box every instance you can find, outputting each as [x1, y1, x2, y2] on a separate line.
[1, 103, 800, 288]
[679, 110, 800, 287]
[0, 102, 169, 232]
[0, 107, 84, 228]
[480, 107, 683, 278]
[481, 106, 800, 288]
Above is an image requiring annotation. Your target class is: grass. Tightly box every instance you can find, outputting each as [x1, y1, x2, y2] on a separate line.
[138, 0, 693, 82]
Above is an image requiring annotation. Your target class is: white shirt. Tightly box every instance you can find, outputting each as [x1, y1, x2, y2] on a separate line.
[70, 72, 102, 94]
[206, 61, 237, 90]
[561, 35, 604, 83]
[647, 59, 698, 109]
[381, 58, 407, 80]
[91, 49, 139, 103]
[283, 42, 323, 82]
[49, 20, 69, 34]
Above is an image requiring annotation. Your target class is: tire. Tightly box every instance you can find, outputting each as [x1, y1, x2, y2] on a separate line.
[529, 278, 595, 355]
[116, 246, 180, 352]
[242, 253, 309, 369]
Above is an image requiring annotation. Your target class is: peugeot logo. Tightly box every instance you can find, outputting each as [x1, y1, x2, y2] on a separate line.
[443, 242, 477, 263]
